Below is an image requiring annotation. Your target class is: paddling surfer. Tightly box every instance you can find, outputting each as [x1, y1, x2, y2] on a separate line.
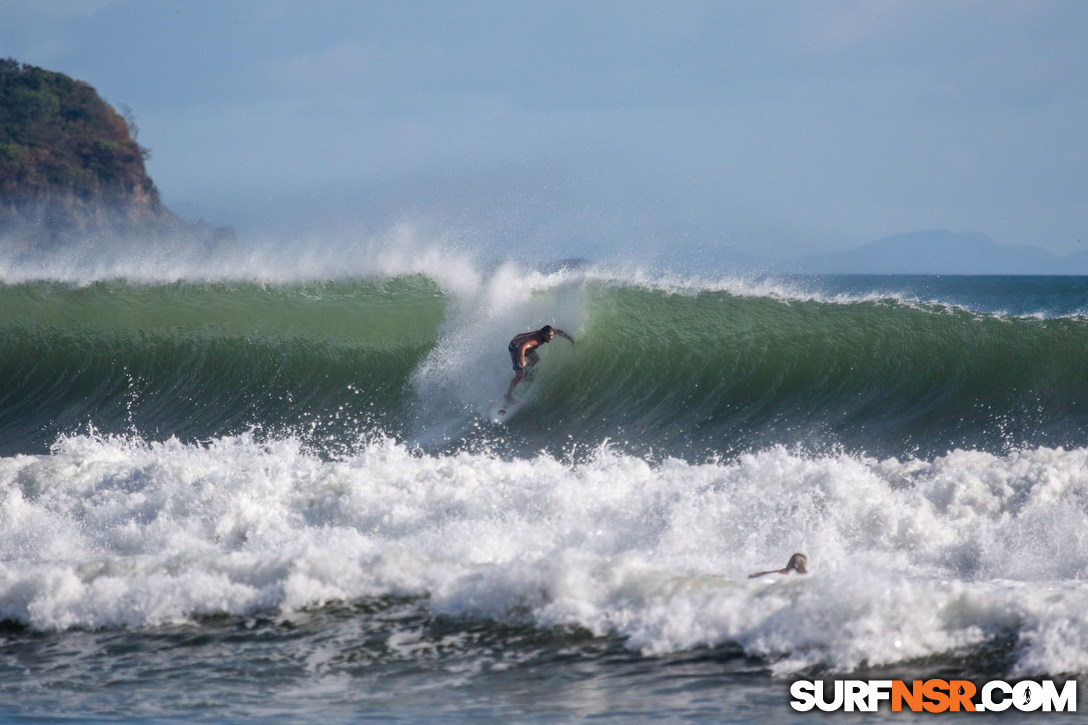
[504, 325, 574, 405]
[748, 553, 808, 578]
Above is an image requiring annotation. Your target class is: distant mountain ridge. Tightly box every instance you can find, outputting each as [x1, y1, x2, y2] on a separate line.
[796, 230, 1088, 275]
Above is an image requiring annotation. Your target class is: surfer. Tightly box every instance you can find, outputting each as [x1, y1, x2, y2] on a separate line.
[748, 553, 808, 578]
[504, 325, 574, 404]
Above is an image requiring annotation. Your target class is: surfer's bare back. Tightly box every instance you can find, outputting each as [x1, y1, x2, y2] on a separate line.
[504, 325, 574, 404]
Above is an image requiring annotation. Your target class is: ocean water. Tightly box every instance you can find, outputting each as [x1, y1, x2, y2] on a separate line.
[2, 238, 1087, 722]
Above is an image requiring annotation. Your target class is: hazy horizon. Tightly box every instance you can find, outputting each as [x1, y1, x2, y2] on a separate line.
[2, 0, 1086, 270]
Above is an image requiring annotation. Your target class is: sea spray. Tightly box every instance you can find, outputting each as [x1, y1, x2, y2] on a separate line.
[3, 431, 1088, 675]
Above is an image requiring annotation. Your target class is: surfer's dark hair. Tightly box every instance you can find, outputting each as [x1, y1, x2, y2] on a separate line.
[541, 325, 553, 336]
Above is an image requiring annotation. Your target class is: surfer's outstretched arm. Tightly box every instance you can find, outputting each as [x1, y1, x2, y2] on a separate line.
[552, 328, 574, 343]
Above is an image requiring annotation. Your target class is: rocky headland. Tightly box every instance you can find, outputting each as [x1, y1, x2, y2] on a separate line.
[0, 59, 222, 250]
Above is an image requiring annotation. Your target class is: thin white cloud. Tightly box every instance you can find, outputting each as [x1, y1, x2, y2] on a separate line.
[0, 0, 121, 21]
[256, 41, 377, 97]
[801, 0, 917, 49]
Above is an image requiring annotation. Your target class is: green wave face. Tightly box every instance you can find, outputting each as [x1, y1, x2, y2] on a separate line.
[2, 277, 1087, 460]
[527, 284, 1088, 459]
[0, 278, 446, 454]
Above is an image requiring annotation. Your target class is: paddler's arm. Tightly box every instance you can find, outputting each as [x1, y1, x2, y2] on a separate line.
[552, 328, 575, 344]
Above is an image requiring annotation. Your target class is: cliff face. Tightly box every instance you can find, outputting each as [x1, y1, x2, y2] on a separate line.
[0, 59, 182, 246]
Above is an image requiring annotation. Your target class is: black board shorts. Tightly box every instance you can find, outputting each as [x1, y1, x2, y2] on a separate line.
[508, 340, 524, 371]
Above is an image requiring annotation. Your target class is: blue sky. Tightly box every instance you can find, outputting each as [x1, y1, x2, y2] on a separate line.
[2, 0, 1086, 266]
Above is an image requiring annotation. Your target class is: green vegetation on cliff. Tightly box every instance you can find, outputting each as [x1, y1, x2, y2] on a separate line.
[0, 59, 157, 201]
[0, 59, 182, 244]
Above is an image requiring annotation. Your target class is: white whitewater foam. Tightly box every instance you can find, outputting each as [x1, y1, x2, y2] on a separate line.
[2, 433, 1087, 675]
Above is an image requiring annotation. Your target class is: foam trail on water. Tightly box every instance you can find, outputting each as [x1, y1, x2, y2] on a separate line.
[2, 433, 1087, 675]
